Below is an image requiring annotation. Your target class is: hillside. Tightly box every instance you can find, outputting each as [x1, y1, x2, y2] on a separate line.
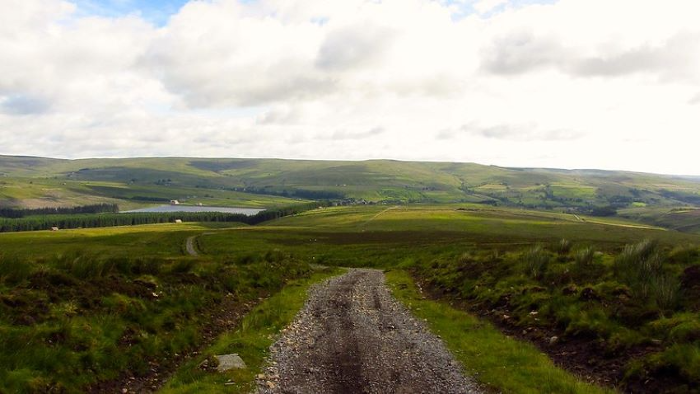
[1, 155, 699, 231]
[3, 204, 699, 392]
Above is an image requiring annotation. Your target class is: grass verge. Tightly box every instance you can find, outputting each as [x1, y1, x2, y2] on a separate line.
[160, 267, 345, 393]
[385, 269, 614, 394]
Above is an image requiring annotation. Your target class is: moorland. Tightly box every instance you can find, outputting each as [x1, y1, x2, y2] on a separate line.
[1, 155, 700, 393]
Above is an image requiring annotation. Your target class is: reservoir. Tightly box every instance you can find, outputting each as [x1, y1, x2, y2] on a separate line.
[121, 205, 264, 215]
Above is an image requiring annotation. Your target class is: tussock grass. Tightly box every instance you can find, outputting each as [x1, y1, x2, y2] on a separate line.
[557, 239, 573, 255]
[574, 247, 596, 267]
[614, 239, 681, 313]
[523, 245, 550, 280]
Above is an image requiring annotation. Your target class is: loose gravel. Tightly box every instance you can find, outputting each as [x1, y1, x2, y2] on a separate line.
[257, 269, 481, 394]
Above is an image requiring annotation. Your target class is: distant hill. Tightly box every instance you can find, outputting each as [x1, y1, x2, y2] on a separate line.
[1, 155, 699, 231]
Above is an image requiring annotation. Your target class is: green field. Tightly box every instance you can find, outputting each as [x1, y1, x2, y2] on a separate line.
[2, 156, 700, 235]
[2, 203, 700, 392]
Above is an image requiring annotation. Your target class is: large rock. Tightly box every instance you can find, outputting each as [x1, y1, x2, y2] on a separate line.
[214, 354, 247, 372]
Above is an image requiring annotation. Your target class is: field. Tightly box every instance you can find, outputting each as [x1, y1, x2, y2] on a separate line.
[2, 156, 700, 233]
[0, 177, 306, 211]
[2, 203, 700, 392]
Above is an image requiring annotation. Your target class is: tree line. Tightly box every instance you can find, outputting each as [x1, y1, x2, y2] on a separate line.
[0, 201, 329, 233]
[0, 203, 119, 218]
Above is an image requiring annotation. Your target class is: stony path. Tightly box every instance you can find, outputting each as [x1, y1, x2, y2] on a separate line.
[257, 269, 481, 394]
[185, 235, 198, 256]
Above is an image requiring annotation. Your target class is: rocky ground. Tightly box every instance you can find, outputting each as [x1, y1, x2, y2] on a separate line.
[257, 269, 481, 394]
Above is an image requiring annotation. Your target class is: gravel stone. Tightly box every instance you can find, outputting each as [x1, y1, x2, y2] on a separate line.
[257, 269, 482, 393]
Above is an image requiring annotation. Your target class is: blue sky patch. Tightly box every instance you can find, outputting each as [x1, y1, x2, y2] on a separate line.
[73, 0, 561, 26]
[72, 0, 190, 26]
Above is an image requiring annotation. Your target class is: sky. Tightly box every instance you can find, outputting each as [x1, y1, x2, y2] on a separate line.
[1, 0, 699, 175]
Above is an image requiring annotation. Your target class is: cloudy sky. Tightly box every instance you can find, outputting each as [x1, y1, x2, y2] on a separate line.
[1, 0, 699, 175]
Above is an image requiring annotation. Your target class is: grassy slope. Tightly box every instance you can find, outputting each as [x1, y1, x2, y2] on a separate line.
[2, 155, 699, 222]
[2, 205, 699, 392]
[0, 176, 305, 210]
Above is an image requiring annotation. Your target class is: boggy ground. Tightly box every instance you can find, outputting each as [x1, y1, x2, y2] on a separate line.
[257, 269, 480, 394]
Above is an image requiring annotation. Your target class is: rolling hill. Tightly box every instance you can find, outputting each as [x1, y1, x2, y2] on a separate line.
[1, 155, 699, 231]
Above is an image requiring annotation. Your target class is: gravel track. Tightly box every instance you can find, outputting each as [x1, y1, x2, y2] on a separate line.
[185, 235, 199, 256]
[257, 269, 481, 394]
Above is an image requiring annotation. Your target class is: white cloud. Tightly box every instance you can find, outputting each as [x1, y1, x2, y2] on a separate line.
[690, 93, 700, 105]
[1, 0, 700, 175]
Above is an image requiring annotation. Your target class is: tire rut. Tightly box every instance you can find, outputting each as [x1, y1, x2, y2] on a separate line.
[257, 269, 481, 394]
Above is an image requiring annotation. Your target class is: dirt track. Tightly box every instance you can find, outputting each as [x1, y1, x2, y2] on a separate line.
[185, 235, 199, 256]
[257, 269, 480, 394]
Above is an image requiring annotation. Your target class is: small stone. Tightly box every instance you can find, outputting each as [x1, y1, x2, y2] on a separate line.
[121, 389, 128, 394]
[549, 336, 559, 345]
[214, 354, 247, 372]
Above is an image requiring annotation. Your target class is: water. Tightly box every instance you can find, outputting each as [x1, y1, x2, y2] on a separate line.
[121, 205, 263, 215]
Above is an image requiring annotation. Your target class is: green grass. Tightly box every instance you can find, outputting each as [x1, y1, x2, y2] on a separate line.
[0, 247, 314, 393]
[195, 205, 699, 266]
[160, 267, 344, 393]
[3, 155, 700, 225]
[409, 237, 700, 391]
[386, 270, 612, 394]
[0, 222, 238, 259]
[2, 204, 700, 392]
